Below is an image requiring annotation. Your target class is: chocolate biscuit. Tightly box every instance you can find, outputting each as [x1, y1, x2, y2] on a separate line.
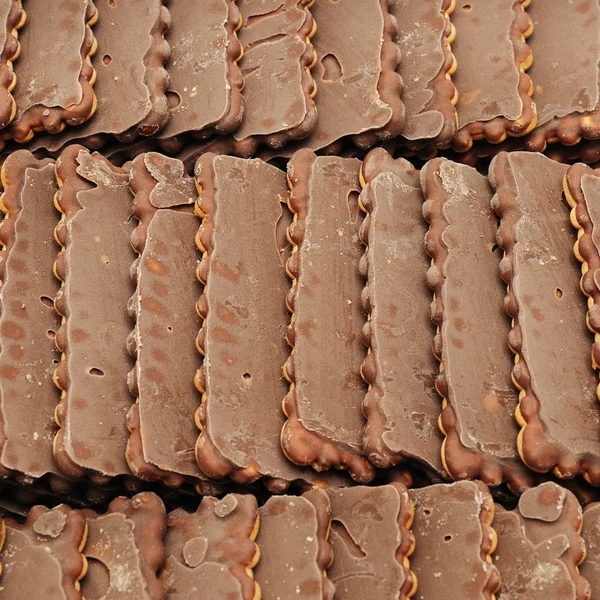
[490, 151, 600, 484]
[161, 494, 260, 600]
[157, 0, 244, 151]
[526, 1, 600, 151]
[7, 0, 98, 143]
[410, 481, 500, 600]
[230, 0, 317, 155]
[0, 1, 25, 132]
[255, 489, 334, 600]
[82, 492, 166, 600]
[0, 505, 87, 599]
[564, 163, 600, 370]
[393, 0, 458, 151]
[358, 148, 445, 477]
[0, 150, 62, 481]
[326, 484, 416, 599]
[282, 149, 374, 483]
[422, 158, 532, 491]
[451, 0, 536, 152]
[52, 145, 135, 481]
[126, 152, 205, 488]
[493, 482, 590, 600]
[194, 152, 345, 489]
[582, 502, 600, 596]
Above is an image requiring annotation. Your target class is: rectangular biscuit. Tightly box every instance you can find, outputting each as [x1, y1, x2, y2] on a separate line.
[393, 0, 458, 151]
[282, 149, 374, 483]
[27, 0, 170, 153]
[82, 492, 166, 600]
[490, 151, 600, 484]
[451, 0, 536, 152]
[52, 145, 135, 481]
[0, 505, 87, 599]
[7, 0, 97, 143]
[326, 484, 416, 599]
[564, 163, 600, 371]
[156, 0, 244, 151]
[421, 157, 532, 491]
[358, 148, 445, 478]
[126, 152, 206, 489]
[493, 482, 590, 600]
[231, 0, 317, 155]
[161, 494, 260, 600]
[194, 152, 345, 491]
[525, 1, 600, 151]
[0, 1, 25, 132]
[410, 481, 500, 600]
[0, 150, 62, 481]
[582, 502, 600, 596]
[255, 489, 334, 600]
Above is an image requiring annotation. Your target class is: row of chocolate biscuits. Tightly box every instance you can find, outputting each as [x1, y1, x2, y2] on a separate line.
[0, 1, 596, 160]
[0, 480, 599, 599]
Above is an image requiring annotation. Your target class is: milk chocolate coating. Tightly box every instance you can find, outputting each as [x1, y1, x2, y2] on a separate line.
[28, 0, 170, 152]
[410, 481, 500, 600]
[194, 152, 344, 489]
[490, 152, 600, 484]
[526, 0, 600, 151]
[493, 482, 590, 600]
[282, 150, 375, 483]
[7, 0, 97, 142]
[126, 153, 205, 487]
[255, 490, 334, 600]
[82, 492, 166, 600]
[231, 0, 316, 154]
[0, 505, 87, 600]
[326, 484, 415, 599]
[0, 1, 25, 131]
[422, 158, 533, 491]
[157, 0, 244, 148]
[0, 151, 61, 480]
[582, 502, 600, 596]
[161, 494, 259, 600]
[52, 145, 135, 480]
[451, 0, 535, 152]
[359, 148, 445, 477]
[564, 163, 600, 371]
[393, 0, 457, 148]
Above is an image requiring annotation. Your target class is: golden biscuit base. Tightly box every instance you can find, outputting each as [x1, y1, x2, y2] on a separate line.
[564, 163, 600, 372]
[452, 0, 537, 152]
[393, 483, 418, 600]
[6, 0, 98, 143]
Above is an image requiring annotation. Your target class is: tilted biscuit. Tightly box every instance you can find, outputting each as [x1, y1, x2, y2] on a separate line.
[0, 505, 88, 600]
[282, 149, 375, 483]
[52, 145, 135, 482]
[82, 492, 167, 600]
[410, 481, 500, 600]
[358, 148, 446, 479]
[451, 0, 536, 152]
[157, 0, 244, 152]
[161, 494, 260, 600]
[422, 157, 533, 491]
[493, 482, 590, 600]
[326, 484, 416, 600]
[490, 151, 600, 484]
[6, 0, 98, 143]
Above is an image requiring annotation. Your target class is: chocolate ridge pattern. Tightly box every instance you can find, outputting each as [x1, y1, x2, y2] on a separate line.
[157, 0, 244, 153]
[6, 0, 98, 143]
[391, 482, 418, 600]
[124, 153, 194, 489]
[403, 0, 459, 154]
[0, 1, 25, 133]
[475, 481, 501, 600]
[351, 0, 405, 150]
[421, 157, 533, 492]
[452, 0, 536, 152]
[51, 144, 129, 485]
[564, 163, 600, 372]
[490, 152, 600, 486]
[281, 148, 375, 483]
